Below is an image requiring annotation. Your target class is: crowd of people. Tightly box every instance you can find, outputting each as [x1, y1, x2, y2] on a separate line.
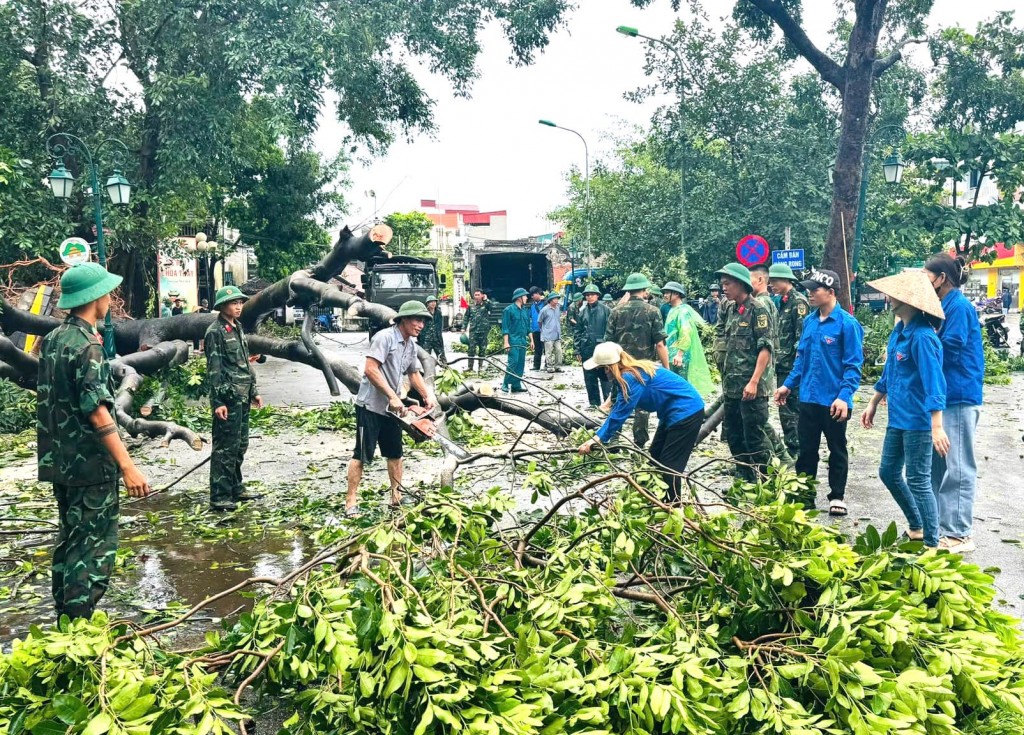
[36, 251, 986, 621]
[566, 255, 983, 557]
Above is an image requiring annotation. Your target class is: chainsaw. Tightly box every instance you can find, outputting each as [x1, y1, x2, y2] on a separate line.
[388, 403, 470, 460]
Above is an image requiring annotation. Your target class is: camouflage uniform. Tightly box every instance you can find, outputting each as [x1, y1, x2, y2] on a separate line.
[604, 298, 668, 447]
[38, 316, 121, 620]
[714, 298, 775, 480]
[418, 308, 446, 366]
[754, 292, 790, 463]
[205, 315, 258, 506]
[464, 300, 493, 371]
[775, 290, 810, 458]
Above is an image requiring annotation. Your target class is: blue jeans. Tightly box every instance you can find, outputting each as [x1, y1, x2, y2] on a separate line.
[879, 428, 938, 547]
[932, 404, 980, 538]
[503, 344, 526, 391]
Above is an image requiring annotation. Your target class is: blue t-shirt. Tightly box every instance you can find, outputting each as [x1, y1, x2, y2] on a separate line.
[530, 301, 543, 331]
[596, 367, 704, 443]
[874, 315, 947, 431]
[936, 289, 984, 406]
[783, 306, 864, 409]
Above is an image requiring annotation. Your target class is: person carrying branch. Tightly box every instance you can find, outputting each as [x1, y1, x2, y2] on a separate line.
[204, 285, 264, 512]
[38, 262, 152, 620]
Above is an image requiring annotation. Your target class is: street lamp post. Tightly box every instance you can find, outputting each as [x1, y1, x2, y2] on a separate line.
[617, 24, 686, 254]
[46, 133, 132, 358]
[538, 120, 591, 277]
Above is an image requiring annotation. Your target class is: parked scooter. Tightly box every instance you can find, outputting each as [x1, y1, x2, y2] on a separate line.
[976, 299, 1010, 350]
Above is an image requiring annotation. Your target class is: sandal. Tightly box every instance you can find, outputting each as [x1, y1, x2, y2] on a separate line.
[828, 499, 848, 517]
[344, 505, 362, 518]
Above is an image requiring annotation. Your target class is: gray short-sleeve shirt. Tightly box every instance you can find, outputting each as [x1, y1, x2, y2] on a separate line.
[355, 325, 423, 415]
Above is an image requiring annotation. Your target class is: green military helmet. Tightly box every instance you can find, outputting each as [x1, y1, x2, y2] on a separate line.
[649, 285, 662, 296]
[459, 334, 470, 346]
[572, 292, 583, 302]
[768, 263, 799, 282]
[602, 293, 613, 302]
[57, 262, 124, 309]
[391, 300, 432, 324]
[662, 281, 686, 296]
[714, 262, 753, 291]
[622, 272, 652, 291]
[214, 285, 249, 308]
[545, 291, 561, 302]
[512, 287, 530, 300]
[582, 283, 601, 296]
[425, 294, 439, 304]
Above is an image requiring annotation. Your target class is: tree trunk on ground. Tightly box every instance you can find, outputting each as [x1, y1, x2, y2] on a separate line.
[0, 225, 724, 445]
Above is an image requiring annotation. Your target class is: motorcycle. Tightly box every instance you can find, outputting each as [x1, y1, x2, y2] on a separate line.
[976, 300, 1010, 350]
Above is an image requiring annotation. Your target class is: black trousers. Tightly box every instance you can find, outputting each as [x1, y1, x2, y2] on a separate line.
[583, 366, 610, 406]
[796, 402, 849, 501]
[649, 409, 704, 503]
[532, 331, 543, 370]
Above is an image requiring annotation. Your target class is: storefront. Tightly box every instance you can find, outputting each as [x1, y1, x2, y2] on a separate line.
[968, 243, 1023, 308]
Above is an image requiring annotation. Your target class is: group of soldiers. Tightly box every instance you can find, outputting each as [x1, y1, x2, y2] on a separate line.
[38, 263, 260, 620]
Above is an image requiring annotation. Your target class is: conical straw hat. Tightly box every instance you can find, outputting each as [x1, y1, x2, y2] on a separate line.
[866, 271, 945, 320]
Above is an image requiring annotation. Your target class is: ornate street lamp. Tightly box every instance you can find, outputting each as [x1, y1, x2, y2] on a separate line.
[882, 152, 905, 185]
[46, 133, 132, 358]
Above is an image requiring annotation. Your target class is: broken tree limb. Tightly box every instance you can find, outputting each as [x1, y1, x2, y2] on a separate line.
[0, 334, 39, 389]
[111, 341, 203, 449]
[301, 311, 341, 397]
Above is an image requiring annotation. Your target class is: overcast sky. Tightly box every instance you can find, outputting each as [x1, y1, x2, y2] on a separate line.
[313, 0, 1015, 239]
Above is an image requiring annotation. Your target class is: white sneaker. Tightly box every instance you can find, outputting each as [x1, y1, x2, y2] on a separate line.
[939, 536, 976, 553]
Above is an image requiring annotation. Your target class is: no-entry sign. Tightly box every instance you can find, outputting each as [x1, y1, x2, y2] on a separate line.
[735, 234, 769, 267]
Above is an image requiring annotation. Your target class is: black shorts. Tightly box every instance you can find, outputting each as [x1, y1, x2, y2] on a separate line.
[352, 405, 403, 462]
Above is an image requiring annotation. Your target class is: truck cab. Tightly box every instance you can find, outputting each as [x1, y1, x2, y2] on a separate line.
[362, 256, 445, 331]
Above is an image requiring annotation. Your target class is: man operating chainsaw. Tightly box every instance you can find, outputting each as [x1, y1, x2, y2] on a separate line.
[346, 300, 436, 515]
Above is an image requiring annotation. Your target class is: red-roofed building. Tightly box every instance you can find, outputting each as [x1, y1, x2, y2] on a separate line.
[418, 200, 508, 254]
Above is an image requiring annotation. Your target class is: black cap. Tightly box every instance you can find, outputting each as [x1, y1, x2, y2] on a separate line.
[799, 268, 841, 292]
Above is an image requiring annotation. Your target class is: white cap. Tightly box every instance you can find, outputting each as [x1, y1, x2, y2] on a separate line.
[583, 342, 623, 371]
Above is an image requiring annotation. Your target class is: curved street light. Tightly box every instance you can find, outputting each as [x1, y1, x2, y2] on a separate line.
[617, 24, 686, 253]
[46, 133, 132, 358]
[538, 120, 591, 276]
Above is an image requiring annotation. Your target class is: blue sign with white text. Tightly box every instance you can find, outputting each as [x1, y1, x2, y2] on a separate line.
[772, 249, 805, 269]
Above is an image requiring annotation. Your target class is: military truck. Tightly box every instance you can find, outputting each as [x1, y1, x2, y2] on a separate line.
[465, 241, 555, 322]
[362, 255, 445, 332]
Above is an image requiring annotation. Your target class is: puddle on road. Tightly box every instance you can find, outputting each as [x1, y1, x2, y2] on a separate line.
[0, 488, 316, 645]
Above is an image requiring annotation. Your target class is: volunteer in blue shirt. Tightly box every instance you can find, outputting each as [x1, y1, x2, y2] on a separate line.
[529, 287, 545, 371]
[501, 288, 532, 394]
[578, 343, 705, 503]
[924, 254, 985, 553]
[861, 271, 949, 549]
[774, 268, 864, 515]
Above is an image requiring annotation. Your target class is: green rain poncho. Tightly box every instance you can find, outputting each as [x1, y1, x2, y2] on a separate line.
[664, 303, 715, 397]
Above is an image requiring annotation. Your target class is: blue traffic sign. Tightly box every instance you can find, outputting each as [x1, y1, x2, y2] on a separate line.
[772, 249, 805, 270]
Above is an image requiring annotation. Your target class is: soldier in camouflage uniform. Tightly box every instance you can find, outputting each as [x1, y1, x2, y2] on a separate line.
[463, 289, 492, 372]
[418, 295, 447, 367]
[713, 263, 775, 481]
[38, 263, 152, 620]
[769, 263, 809, 458]
[205, 285, 264, 512]
[750, 263, 791, 465]
[602, 273, 669, 447]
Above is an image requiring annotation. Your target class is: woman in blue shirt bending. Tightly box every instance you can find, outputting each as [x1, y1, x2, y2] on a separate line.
[578, 343, 705, 503]
[924, 254, 985, 553]
[861, 271, 949, 548]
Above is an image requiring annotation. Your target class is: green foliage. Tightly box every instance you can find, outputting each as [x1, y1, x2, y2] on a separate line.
[384, 211, 436, 258]
[854, 308, 893, 383]
[0, 379, 36, 434]
[550, 15, 836, 292]
[5, 470, 1024, 735]
[445, 412, 500, 447]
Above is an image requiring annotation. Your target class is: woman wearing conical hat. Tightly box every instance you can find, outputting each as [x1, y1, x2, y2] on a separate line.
[861, 270, 949, 549]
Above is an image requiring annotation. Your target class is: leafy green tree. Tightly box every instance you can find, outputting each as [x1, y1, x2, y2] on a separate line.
[383, 211, 435, 257]
[0, 0, 572, 313]
[553, 15, 837, 293]
[224, 147, 345, 280]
